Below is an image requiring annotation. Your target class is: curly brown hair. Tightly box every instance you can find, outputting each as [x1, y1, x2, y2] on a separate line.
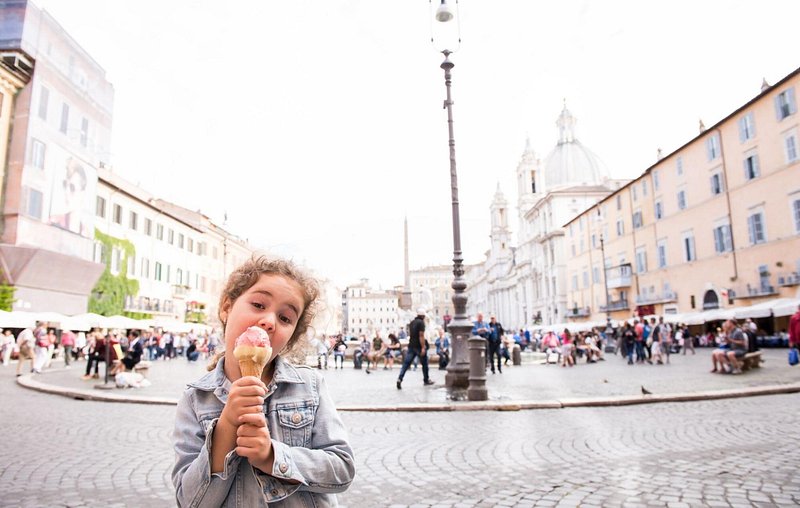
[207, 255, 320, 370]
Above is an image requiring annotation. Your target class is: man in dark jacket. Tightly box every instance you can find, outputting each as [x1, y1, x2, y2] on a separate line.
[397, 308, 435, 389]
[487, 314, 505, 374]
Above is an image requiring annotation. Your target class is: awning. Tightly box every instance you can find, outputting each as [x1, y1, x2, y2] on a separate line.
[773, 298, 800, 318]
[734, 298, 796, 319]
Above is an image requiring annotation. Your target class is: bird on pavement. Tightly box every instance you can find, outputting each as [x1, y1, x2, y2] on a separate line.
[641, 386, 652, 395]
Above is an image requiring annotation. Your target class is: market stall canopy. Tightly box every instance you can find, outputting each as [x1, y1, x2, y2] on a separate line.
[0, 310, 37, 328]
[733, 298, 796, 319]
[773, 298, 800, 317]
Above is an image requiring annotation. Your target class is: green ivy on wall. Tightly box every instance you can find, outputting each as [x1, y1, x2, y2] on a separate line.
[88, 230, 144, 317]
[0, 283, 16, 312]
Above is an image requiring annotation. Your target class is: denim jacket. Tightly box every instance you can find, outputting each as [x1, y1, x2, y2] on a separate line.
[172, 356, 355, 507]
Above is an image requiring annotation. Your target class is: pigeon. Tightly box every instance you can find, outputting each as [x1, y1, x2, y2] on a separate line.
[641, 386, 652, 395]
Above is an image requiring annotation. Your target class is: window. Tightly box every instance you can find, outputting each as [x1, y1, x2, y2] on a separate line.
[632, 185, 638, 201]
[775, 87, 797, 120]
[155, 262, 163, 281]
[793, 199, 800, 233]
[25, 187, 43, 219]
[642, 179, 648, 197]
[571, 275, 578, 291]
[616, 195, 622, 210]
[657, 239, 667, 269]
[785, 132, 798, 163]
[38, 86, 49, 120]
[616, 219, 624, 236]
[744, 153, 760, 180]
[591, 234, 597, 249]
[168, 229, 174, 244]
[93, 242, 103, 263]
[635, 247, 647, 274]
[166, 265, 171, 284]
[654, 200, 663, 220]
[187, 238, 194, 252]
[676, 156, 684, 176]
[127, 254, 136, 277]
[178, 233, 185, 249]
[60, 103, 69, 134]
[111, 247, 122, 274]
[747, 212, 766, 244]
[113, 204, 122, 224]
[176, 268, 183, 286]
[129, 211, 138, 230]
[156, 223, 164, 240]
[141, 258, 150, 279]
[582, 270, 589, 288]
[31, 139, 46, 169]
[632, 210, 643, 229]
[80, 117, 89, 147]
[653, 170, 660, 190]
[96, 196, 106, 218]
[710, 173, 724, 195]
[738, 112, 756, 142]
[144, 218, 152, 236]
[571, 244, 576, 256]
[706, 134, 720, 161]
[682, 233, 696, 262]
[713, 224, 733, 253]
[677, 190, 687, 210]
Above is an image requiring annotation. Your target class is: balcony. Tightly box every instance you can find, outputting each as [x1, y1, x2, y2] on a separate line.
[600, 299, 629, 312]
[731, 283, 779, 300]
[605, 263, 632, 289]
[124, 295, 175, 315]
[567, 306, 591, 318]
[172, 284, 191, 299]
[777, 272, 800, 287]
[635, 290, 678, 305]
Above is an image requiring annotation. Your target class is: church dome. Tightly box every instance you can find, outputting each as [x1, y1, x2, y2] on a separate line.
[543, 104, 609, 190]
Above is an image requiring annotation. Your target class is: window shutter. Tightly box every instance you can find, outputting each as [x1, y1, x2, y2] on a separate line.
[738, 118, 746, 143]
[789, 87, 797, 114]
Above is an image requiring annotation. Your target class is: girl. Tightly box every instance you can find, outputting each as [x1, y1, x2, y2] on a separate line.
[172, 256, 355, 507]
[560, 328, 574, 367]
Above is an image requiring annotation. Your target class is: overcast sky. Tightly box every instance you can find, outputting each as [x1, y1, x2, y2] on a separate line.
[34, 0, 800, 290]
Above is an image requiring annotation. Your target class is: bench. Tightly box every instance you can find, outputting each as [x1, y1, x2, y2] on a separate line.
[133, 361, 151, 377]
[740, 351, 762, 372]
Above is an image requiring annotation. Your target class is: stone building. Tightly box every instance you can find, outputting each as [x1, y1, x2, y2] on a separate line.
[565, 67, 800, 328]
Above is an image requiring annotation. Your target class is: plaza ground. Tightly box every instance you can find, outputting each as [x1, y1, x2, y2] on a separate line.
[1, 349, 799, 507]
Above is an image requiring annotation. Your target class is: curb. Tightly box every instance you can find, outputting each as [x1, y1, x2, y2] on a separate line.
[16, 373, 800, 411]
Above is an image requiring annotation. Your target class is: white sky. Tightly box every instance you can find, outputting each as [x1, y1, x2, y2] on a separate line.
[34, 0, 800, 290]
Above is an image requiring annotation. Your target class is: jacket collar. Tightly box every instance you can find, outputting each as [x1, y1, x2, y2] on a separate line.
[188, 355, 306, 392]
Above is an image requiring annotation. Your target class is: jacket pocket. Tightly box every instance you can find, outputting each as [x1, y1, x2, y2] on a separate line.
[275, 400, 316, 447]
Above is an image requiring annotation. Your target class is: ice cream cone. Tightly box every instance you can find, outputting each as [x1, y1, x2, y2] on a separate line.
[233, 328, 272, 378]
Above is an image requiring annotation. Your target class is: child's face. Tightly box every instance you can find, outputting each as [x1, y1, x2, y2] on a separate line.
[221, 273, 305, 368]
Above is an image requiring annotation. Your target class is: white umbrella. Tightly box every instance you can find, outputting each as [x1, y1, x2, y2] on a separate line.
[71, 313, 111, 329]
[0, 310, 37, 328]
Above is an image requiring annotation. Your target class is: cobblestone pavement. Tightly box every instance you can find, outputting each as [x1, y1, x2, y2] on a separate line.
[3, 363, 800, 507]
[22, 348, 800, 407]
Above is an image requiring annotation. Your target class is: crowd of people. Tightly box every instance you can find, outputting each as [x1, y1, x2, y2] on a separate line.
[0, 322, 221, 379]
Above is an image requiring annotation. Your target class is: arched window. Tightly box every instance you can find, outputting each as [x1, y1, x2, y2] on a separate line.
[702, 290, 719, 310]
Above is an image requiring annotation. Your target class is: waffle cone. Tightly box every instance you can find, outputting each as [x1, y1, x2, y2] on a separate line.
[239, 359, 267, 377]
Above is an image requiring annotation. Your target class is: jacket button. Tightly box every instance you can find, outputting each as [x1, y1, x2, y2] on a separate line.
[279, 462, 288, 473]
[270, 488, 279, 496]
[291, 412, 302, 424]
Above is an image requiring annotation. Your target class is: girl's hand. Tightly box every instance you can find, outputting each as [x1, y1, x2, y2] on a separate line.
[221, 376, 266, 428]
[236, 413, 274, 473]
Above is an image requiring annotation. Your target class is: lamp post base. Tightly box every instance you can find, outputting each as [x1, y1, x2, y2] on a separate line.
[445, 321, 471, 394]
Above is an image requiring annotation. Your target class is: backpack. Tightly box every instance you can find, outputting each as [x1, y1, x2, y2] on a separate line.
[744, 329, 758, 353]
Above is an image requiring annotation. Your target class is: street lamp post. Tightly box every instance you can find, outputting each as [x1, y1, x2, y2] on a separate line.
[429, 0, 485, 400]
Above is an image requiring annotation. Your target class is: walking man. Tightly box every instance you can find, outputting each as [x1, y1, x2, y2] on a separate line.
[472, 312, 490, 369]
[397, 308, 434, 389]
[487, 314, 505, 374]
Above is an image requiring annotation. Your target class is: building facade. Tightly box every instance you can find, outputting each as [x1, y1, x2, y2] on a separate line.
[466, 105, 626, 328]
[95, 166, 254, 327]
[565, 67, 800, 325]
[342, 280, 399, 336]
[0, 1, 109, 313]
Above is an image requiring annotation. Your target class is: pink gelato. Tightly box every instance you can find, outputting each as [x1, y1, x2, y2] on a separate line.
[235, 326, 271, 348]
